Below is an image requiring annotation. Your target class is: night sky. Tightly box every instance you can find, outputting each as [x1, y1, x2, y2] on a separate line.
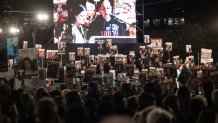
[14, 0, 52, 11]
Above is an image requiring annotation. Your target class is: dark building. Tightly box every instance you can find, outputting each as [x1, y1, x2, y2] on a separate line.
[137, 0, 184, 31]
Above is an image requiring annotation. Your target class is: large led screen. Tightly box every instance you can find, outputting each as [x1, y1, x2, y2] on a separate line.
[53, 0, 136, 43]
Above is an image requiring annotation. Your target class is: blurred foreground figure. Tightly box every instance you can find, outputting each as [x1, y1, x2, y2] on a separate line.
[100, 115, 135, 123]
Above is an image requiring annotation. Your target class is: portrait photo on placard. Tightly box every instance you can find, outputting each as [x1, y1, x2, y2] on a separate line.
[58, 41, 66, 54]
[69, 52, 75, 62]
[186, 45, 192, 53]
[165, 42, 172, 52]
[38, 49, 45, 59]
[144, 35, 150, 43]
[139, 46, 146, 58]
[38, 68, 46, 80]
[84, 48, 90, 56]
[47, 61, 60, 79]
[110, 45, 118, 56]
[77, 47, 84, 56]
[55, 67, 65, 84]
[18, 48, 38, 78]
[75, 61, 82, 70]
[66, 64, 76, 78]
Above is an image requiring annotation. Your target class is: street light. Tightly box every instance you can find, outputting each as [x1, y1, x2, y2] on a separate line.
[9, 27, 20, 34]
[36, 13, 49, 22]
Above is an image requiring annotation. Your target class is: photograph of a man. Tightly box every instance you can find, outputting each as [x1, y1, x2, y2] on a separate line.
[87, 0, 125, 38]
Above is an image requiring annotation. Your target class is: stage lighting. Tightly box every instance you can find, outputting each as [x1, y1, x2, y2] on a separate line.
[9, 27, 20, 34]
[36, 13, 49, 21]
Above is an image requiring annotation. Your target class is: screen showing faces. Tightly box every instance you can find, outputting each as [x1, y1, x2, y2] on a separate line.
[53, 0, 136, 43]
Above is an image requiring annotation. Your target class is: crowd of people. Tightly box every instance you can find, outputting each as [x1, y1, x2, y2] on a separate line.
[0, 76, 218, 123]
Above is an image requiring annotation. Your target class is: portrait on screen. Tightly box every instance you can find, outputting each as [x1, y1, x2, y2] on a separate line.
[53, 0, 136, 43]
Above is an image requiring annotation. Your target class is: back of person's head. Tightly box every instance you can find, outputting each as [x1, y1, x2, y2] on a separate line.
[65, 91, 82, 107]
[35, 87, 50, 101]
[114, 91, 125, 102]
[100, 115, 135, 123]
[197, 108, 215, 123]
[139, 92, 156, 110]
[146, 108, 176, 123]
[212, 89, 218, 110]
[54, 96, 65, 105]
[0, 84, 12, 99]
[66, 104, 88, 123]
[177, 86, 191, 103]
[203, 78, 214, 95]
[215, 114, 218, 123]
[191, 95, 207, 114]
[62, 89, 71, 98]
[127, 96, 138, 116]
[98, 95, 115, 120]
[23, 93, 35, 106]
[138, 106, 156, 123]
[121, 83, 132, 97]
[1, 98, 19, 123]
[88, 81, 98, 95]
[113, 91, 126, 114]
[143, 82, 155, 93]
[163, 95, 179, 114]
[10, 89, 24, 112]
[50, 90, 62, 99]
[0, 77, 9, 86]
[34, 97, 59, 123]
[84, 97, 97, 114]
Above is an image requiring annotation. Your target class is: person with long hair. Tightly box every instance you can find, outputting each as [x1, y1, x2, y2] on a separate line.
[67, 3, 88, 43]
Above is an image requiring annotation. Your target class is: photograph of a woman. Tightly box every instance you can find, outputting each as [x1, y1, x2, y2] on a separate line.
[21, 57, 38, 78]
[67, 3, 88, 43]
